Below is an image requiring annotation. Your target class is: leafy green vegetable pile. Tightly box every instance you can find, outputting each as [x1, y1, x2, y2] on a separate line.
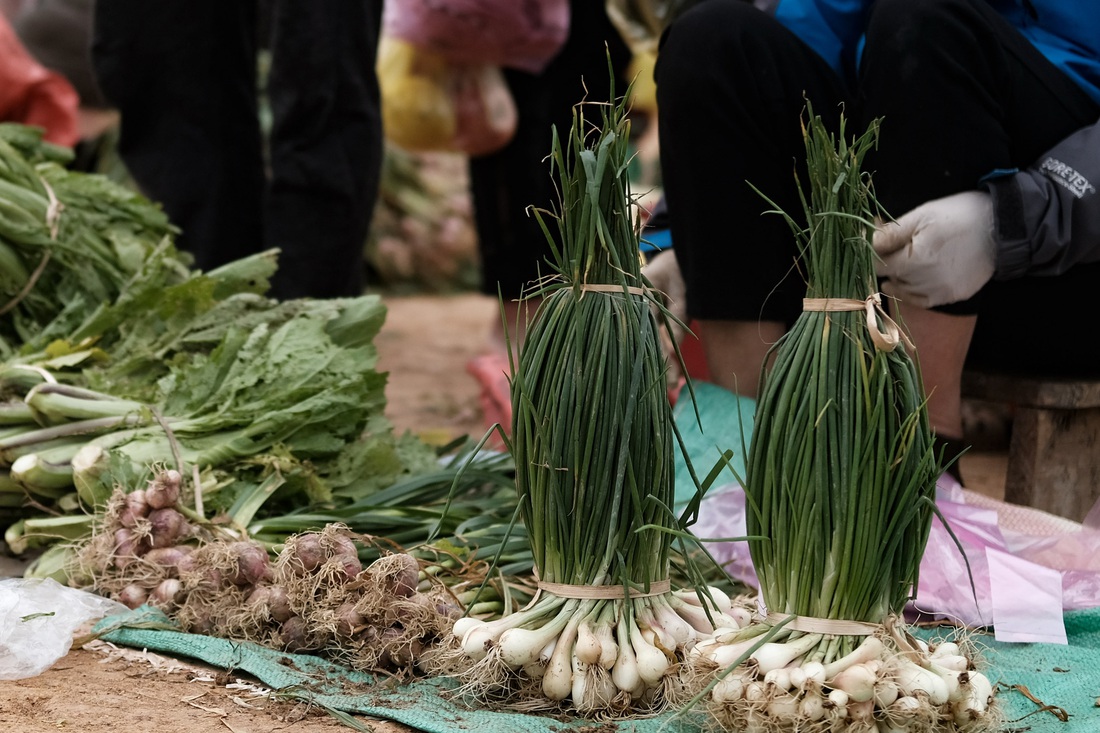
[0, 124, 436, 560]
[0, 122, 734, 626]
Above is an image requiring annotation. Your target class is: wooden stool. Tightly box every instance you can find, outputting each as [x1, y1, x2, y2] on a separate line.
[961, 371, 1100, 522]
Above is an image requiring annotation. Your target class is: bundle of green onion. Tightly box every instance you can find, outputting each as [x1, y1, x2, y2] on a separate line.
[430, 86, 748, 715]
[684, 113, 998, 732]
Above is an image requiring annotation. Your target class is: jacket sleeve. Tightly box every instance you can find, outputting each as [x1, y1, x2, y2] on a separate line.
[985, 117, 1100, 280]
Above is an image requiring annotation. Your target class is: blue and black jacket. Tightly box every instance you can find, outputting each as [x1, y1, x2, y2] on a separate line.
[755, 0, 1100, 279]
[754, 0, 1100, 104]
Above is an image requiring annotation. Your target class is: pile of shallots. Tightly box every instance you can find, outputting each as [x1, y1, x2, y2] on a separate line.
[76, 468, 460, 674]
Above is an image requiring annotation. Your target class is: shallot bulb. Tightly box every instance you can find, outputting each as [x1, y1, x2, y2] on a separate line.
[143, 546, 193, 576]
[247, 585, 293, 623]
[118, 490, 149, 528]
[145, 470, 182, 509]
[228, 541, 272, 585]
[118, 584, 148, 609]
[151, 578, 183, 607]
[288, 533, 324, 574]
[148, 508, 189, 548]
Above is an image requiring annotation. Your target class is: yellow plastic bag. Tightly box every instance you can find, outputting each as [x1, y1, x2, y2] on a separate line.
[377, 36, 517, 157]
[606, 0, 697, 55]
[627, 50, 658, 113]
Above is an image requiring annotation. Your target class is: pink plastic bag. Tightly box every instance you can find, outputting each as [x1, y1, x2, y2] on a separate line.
[692, 478, 1100, 632]
[920, 480, 1100, 625]
[383, 0, 570, 74]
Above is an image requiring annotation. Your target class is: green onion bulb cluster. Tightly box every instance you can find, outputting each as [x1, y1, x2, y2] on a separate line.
[441, 586, 752, 713]
[687, 623, 997, 732]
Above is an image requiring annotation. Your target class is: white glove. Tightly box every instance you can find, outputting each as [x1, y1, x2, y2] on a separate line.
[873, 191, 996, 308]
[641, 249, 688, 387]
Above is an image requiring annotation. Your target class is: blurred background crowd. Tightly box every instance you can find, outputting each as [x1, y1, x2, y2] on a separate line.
[0, 0, 661, 301]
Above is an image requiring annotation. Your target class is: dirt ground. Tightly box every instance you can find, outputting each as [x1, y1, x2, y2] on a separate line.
[0, 291, 1009, 733]
[0, 644, 359, 733]
[373, 292, 500, 444]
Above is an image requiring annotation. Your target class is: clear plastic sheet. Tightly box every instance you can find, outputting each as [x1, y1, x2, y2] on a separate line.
[0, 577, 126, 680]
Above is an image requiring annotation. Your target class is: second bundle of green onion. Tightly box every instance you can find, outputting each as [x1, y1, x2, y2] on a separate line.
[683, 112, 999, 733]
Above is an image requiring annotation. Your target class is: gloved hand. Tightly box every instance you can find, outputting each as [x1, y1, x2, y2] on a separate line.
[641, 249, 688, 388]
[873, 191, 996, 308]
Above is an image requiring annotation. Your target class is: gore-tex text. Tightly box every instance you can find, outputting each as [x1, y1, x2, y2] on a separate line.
[1039, 157, 1095, 198]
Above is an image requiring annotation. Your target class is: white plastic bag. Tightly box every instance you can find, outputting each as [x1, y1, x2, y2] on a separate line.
[0, 577, 126, 680]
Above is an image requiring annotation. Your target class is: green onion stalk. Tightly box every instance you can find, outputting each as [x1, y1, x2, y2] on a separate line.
[427, 83, 751, 716]
[684, 111, 999, 733]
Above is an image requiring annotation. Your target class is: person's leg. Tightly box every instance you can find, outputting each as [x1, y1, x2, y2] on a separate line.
[696, 321, 786, 398]
[861, 0, 1098, 216]
[860, 0, 1100, 456]
[469, 0, 631, 341]
[656, 1, 850, 393]
[893, 306, 976, 440]
[91, 1, 263, 269]
[466, 0, 631, 435]
[265, 0, 382, 299]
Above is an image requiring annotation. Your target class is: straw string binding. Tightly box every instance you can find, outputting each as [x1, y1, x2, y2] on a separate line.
[802, 293, 914, 352]
[765, 612, 881, 636]
[537, 578, 671, 600]
[580, 283, 647, 297]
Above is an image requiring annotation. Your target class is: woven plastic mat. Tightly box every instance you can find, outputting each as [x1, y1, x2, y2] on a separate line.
[941, 608, 1100, 731]
[672, 381, 755, 507]
[92, 606, 701, 733]
[93, 606, 1100, 732]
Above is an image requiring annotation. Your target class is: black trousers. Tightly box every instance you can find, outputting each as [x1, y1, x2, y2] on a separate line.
[92, 1, 383, 300]
[656, 0, 1099, 375]
[469, 0, 631, 300]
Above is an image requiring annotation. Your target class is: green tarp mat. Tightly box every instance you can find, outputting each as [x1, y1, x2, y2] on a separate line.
[94, 606, 1100, 732]
[94, 606, 700, 733]
[672, 382, 755, 507]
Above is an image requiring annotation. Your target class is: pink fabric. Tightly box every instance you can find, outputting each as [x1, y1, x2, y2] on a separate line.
[383, 0, 570, 74]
